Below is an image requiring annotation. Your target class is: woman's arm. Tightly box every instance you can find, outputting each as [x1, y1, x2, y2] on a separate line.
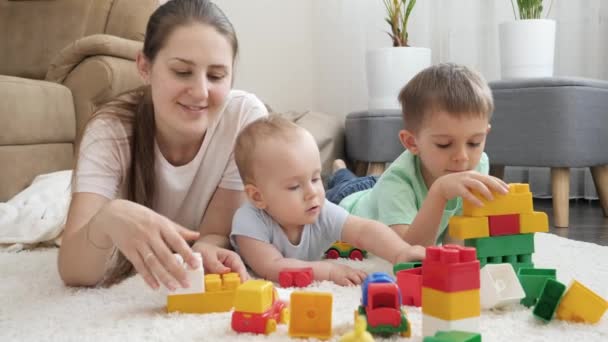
[194, 188, 246, 248]
[58, 193, 200, 289]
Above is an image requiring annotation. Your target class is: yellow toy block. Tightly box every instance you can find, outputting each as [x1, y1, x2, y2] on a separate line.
[519, 211, 549, 233]
[233, 279, 276, 314]
[422, 287, 480, 321]
[448, 216, 489, 240]
[288, 291, 333, 340]
[463, 183, 533, 217]
[556, 280, 608, 324]
[167, 272, 240, 314]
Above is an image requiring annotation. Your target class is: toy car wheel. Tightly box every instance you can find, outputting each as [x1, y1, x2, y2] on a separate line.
[349, 249, 364, 260]
[265, 319, 277, 334]
[278, 272, 293, 288]
[280, 307, 290, 324]
[325, 248, 340, 259]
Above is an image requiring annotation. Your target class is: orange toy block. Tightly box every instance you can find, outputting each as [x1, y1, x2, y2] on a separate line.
[289, 292, 333, 340]
[519, 211, 549, 233]
[556, 280, 608, 324]
[463, 183, 533, 217]
[167, 273, 241, 314]
[448, 216, 489, 240]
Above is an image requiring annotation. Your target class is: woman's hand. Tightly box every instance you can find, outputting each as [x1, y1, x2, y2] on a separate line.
[93, 199, 201, 290]
[192, 241, 250, 282]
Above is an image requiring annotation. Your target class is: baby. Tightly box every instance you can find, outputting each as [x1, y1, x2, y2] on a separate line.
[230, 116, 425, 286]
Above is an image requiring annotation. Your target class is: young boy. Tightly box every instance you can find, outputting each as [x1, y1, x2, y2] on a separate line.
[230, 116, 426, 286]
[329, 63, 509, 247]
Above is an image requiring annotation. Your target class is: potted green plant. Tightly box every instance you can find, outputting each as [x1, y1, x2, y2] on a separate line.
[499, 0, 556, 79]
[366, 0, 430, 111]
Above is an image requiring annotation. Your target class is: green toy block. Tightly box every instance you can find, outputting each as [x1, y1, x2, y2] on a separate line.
[517, 268, 557, 307]
[393, 262, 422, 274]
[423, 330, 482, 342]
[465, 234, 534, 258]
[533, 278, 566, 322]
[479, 255, 533, 273]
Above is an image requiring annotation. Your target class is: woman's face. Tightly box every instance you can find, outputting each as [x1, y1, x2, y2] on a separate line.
[137, 23, 233, 142]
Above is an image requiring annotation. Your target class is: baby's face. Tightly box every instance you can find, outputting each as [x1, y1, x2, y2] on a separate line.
[252, 131, 325, 230]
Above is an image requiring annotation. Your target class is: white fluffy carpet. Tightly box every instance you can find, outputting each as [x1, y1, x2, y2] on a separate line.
[1, 233, 607, 341]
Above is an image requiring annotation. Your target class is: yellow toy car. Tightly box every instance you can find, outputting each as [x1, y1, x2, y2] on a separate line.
[325, 241, 367, 260]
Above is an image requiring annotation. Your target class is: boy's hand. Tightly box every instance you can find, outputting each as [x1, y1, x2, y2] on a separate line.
[393, 245, 426, 265]
[433, 171, 509, 207]
[328, 263, 367, 286]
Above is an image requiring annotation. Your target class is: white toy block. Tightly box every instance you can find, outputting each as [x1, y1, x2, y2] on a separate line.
[480, 263, 525, 309]
[168, 252, 204, 295]
[422, 314, 479, 337]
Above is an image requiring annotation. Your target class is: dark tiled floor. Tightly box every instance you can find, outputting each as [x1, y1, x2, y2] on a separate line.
[535, 198, 608, 246]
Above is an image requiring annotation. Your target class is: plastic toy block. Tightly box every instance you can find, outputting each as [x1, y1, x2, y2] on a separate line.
[464, 233, 534, 258]
[393, 261, 422, 274]
[424, 330, 482, 342]
[463, 183, 533, 217]
[232, 280, 289, 335]
[517, 268, 556, 307]
[556, 280, 608, 324]
[288, 291, 333, 339]
[339, 316, 375, 342]
[479, 264, 525, 309]
[167, 272, 241, 313]
[448, 216, 489, 240]
[533, 279, 566, 322]
[519, 211, 549, 233]
[422, 314, 479, 337]
[325, 241, 367, 260]
[422, 287, 480, 321]
[168, 253, 204, 295]
[422, 245, 480, 292]
[488, 214, 520, 236]
[278, 267, 313, 288]
[396, 267, 422, 306]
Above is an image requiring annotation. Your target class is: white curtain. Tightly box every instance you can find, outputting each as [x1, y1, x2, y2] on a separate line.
[310, 0, 608, 199]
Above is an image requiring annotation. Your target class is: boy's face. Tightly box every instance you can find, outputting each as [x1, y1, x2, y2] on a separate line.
[245, 131, 325, 230]
[399, 111, 491, 188]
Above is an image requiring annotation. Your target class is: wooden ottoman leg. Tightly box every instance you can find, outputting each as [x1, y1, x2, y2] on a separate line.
[354, 161, 368, 177]
[590, 165, 608, 217]
[367, 162, 386, 176]
[490, 164, 505, 180]
[551, 167, 570, 228]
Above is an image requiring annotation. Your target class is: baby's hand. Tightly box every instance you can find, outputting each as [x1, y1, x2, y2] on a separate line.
[393, 245, 426, 264]
[328, 263, 367, 286]
[434, 171, 508, 206]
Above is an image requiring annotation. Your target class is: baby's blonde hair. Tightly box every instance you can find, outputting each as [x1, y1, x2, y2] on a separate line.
[398, 63, 494, 131]
[235, 115, 303, 184]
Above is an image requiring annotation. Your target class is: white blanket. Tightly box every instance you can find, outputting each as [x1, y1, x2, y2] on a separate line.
[1, 233, 606, 341]
[0, 170, 71, 249]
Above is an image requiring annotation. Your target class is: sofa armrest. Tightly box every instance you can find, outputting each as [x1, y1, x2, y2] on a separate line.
[45, 34, 144, 138]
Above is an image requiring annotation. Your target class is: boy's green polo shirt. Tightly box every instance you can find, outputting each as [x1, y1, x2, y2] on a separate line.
[339, 150, 489, 244]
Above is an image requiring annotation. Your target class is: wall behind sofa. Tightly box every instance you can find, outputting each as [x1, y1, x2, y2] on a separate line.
[215, 0, 608, 117]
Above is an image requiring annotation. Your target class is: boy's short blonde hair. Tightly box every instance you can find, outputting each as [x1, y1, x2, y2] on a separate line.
[235, 115, 303, 184]
[398, 63, 494, 131]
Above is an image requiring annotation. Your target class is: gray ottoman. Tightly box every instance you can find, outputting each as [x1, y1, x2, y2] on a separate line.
[345, 109, 403, 175]
[486, 77, 608, 227]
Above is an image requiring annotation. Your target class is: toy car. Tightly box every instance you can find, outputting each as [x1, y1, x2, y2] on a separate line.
[231, 280, 289, 335]
[324, 241, 367, 260]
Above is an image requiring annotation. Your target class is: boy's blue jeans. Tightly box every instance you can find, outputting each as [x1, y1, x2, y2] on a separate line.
[326, 168, 379, 204]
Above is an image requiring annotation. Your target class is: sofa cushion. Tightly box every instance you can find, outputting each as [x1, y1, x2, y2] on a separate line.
[0, 75, 75, 145]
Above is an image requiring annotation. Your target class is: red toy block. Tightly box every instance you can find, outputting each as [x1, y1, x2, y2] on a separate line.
[396, 267, 422, 307]
[422, 245, 480, 293]
[488, 214, 520, 236]
[278, 267, 313, 288]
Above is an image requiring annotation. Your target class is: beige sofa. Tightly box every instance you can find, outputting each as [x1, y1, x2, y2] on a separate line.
[0, 0, 345, 202]
[0, 0, 159, 201]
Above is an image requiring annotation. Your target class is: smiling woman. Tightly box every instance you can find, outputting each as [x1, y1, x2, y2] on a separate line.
[57, 0, 267, 290]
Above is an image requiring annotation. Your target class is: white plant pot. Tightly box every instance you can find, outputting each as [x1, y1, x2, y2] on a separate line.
[366, 47, 431, 111]
[499, 19, 556, 79]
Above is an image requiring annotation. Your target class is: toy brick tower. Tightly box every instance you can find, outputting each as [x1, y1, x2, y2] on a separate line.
[448, 183, 548, 272]
[421, 244, 481, 336]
